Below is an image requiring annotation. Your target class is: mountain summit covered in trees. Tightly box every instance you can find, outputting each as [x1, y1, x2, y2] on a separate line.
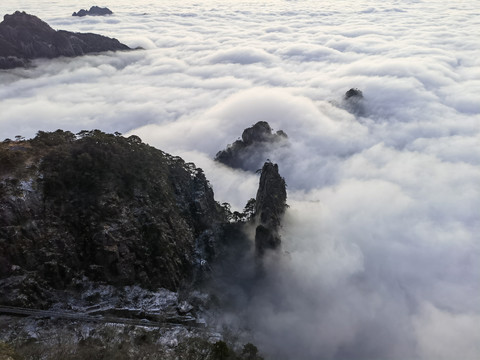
[0, 129, 287, 359]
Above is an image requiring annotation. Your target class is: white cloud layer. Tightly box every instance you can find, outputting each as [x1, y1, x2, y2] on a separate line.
[1, 0, 479, 359]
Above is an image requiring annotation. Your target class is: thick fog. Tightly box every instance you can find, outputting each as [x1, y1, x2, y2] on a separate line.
[1, 0, 479, 359]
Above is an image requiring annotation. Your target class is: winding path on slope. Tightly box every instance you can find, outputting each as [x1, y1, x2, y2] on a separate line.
[0, 305, 200, 328]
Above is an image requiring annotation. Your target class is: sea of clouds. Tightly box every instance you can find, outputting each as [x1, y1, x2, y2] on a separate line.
[1, 0, 479, 359]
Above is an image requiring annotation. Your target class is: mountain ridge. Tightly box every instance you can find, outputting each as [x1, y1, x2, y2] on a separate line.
[0, 11, 130, 69]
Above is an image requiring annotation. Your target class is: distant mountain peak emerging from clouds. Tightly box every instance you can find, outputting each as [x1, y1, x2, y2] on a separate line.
[72, 6, 113, 17]
[0, 11, 130, 69]
[215, 121, 289, 172]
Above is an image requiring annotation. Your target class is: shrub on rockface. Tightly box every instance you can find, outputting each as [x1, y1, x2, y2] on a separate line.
[0, 341, 22, 360]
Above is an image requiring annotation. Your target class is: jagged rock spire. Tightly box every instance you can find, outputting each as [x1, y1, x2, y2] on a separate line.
[254, 161, 287, 257]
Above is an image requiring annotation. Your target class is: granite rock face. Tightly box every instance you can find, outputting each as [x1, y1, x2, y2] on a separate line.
[0, 11, 130, 69]
[215, 121, 288, 172]
[0, 130, 225, 307]
[254, 162, 287, 257]
[72, 6, 113, 17]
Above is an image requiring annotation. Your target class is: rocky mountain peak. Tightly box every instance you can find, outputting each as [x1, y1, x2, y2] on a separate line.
[215, 121, 288, 171]
[0, 11, 56, 50]
[241, 121, 278, 144]
[0, 11, 130, 69]
[3, 11, 50, 30]
[343, 88, 365, 116]
[72, 6, 113, 17]
[344, 88, 363, 99]
[254, 162, 287, 257]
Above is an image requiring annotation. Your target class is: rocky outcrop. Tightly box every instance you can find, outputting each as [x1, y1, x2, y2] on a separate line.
[72, 6, 113, 17]
[0, 130, 226, 307]
[345, 88, 363, 100]
[0, 11, 130, 69]
[215, 121, 288, 172]
[343, 88, 365, 116]
[254, 162, 287, 257]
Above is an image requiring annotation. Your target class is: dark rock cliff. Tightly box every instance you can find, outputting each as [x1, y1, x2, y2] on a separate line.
[215, 121, 288, 172]
[254, 162, 287, 257]
[0, 130, 225, 307]
[0, 11, 130, 69]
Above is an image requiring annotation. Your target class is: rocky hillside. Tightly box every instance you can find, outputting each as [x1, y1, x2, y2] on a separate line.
[0, 130, 288, 359]
[0, 11, 130, 69]
[342, 88, 365, 116]
[0, 130, 225, 307]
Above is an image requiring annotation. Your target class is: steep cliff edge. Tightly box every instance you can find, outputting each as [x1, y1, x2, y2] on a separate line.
[0, 130, 225, 307]
[0, 11, 130, 69]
